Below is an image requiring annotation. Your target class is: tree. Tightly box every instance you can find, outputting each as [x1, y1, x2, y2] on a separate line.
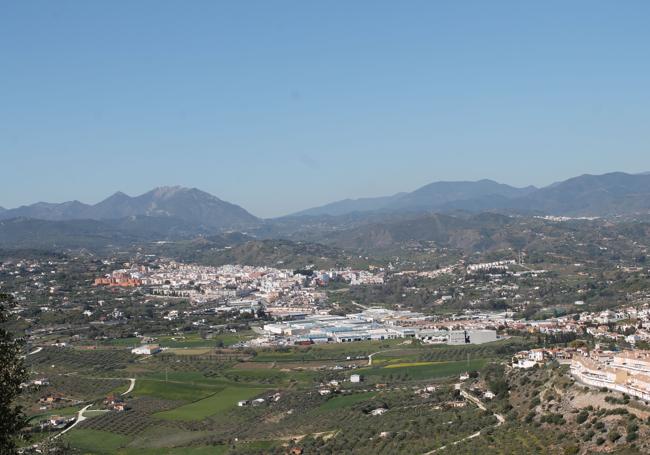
[0, 293, 28, 454]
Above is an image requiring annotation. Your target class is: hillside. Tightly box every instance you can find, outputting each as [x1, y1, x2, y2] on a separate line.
[0, 216, 216, 251]
[318, 211, 650, 257]
[513, 172, 650, 215]
[321, 212, 516, 252]
[149, 238, 364, 269]
[291, 193, 406, 217]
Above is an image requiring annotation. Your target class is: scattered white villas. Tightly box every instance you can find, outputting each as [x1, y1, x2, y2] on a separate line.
[467, 260, 516, 273]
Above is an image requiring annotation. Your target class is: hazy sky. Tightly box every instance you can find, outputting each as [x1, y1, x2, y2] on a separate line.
[2, 1, 650, 217]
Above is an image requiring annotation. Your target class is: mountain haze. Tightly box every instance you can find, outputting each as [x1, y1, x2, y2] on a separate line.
[292, 193, 406, 217]
[3, 172, 650, 253]
[512, 172, 650, 216]
[289, 173, 650, 217]
[0, 186, 260, 230]
[384, 179, 537, 211]
[289, 179, 536, 217]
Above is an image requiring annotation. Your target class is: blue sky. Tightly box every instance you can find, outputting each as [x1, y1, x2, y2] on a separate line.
[2, 1, 650, 217]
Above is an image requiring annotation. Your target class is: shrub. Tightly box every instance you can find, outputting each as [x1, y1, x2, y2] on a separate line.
[540, 413, 565, 425]
[608, 431, 621, 442]
[576, 411, 589, 424]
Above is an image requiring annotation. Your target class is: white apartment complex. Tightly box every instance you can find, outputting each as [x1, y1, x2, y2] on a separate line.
[571, 350, 650, 402]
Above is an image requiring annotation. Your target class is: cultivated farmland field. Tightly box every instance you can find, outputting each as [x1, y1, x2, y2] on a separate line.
[155, 387, 269, 421]
[33, 338, 519, 454]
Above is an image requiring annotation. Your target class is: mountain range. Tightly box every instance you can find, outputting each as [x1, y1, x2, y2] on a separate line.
[2, 172, 650, 253]
[288, 172, 650, 217]
[292, 179, 537, 216]
[0, 186, 260, 229]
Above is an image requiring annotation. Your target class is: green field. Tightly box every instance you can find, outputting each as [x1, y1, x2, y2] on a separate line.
[158, 330, 255, 348]
[66, 430, 230, 455]
[116, 440, 277, 455]
[224, 367, 316, 385]
[250, 338, 523, 364]
[320, 391, 377, 410]
[155, 386, 268, 421]
[133, 379, 223, 402]
[49, 337, 511, 454]
[65, 429, 130, 454]
[27, 405, 81, 423]
[251, 339, 407, 362]
[359, 358, 487, 380]
[116, 447, 229, 455]
[104, 337, 140, 347]
[102, 331, 255, 349]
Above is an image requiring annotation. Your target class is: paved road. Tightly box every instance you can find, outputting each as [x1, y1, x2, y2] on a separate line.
[73, 375, 136, 395]
[430, 430, 483, 453]
[121, 378, 136, 395]
[54, 404, 92, 439]
[460, 389, 505, 424]
[21, 346, 43, 359]
[367, 349, 403, 366]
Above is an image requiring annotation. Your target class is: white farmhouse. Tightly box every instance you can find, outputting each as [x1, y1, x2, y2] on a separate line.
[131, 344, 161, 355]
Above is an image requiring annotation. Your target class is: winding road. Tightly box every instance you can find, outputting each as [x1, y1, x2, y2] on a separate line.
[73, 375, 136, 395]
[21, 346, 43, 359]
[367, 349, 404, 366]
[28, 346, 43, 356]
[121, 378, 136, 395]
[422, 385, 505, 454]
[54, 404, 92, 439]
[49, 377, 134, 441]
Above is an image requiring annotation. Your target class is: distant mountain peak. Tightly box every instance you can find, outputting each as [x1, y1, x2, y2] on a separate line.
[110, 191, 129, 198]
[149, 185, 188, 198]
[0, 186, 259, 229]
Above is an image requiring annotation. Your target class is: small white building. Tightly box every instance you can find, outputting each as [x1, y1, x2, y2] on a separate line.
[514, 359, 537, 369]
[350, 374, 361, 383]
[528, 349, 547, 362]
[131, 344, 161, 355]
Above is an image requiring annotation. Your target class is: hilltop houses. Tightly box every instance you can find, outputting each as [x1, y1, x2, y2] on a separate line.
[571, 349, 650, 402]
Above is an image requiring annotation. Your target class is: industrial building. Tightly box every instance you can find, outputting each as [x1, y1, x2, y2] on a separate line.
[261, 310, 498, 346]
